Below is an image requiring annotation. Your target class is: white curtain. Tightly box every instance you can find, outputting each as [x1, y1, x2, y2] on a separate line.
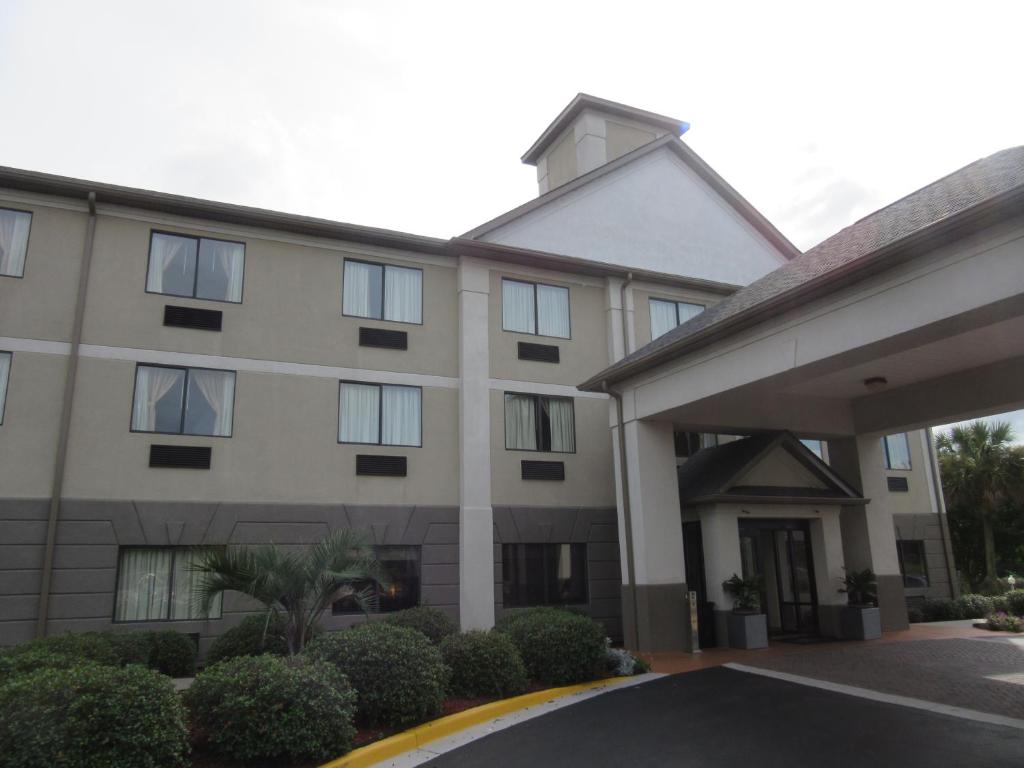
[649, 299, 678, 340]
[170, 549, 222, 620]
[504, 394, 537, 450]
[343, 261, 375, 318]
[677, 301, 704, 324]
[502, 280, 535, 334]
[146, 234, 194, 295]
[545, 398, 575, 452]
[383, 266, 422, 323]
[115, 549, 173, 621]
[339, 383, 380, 443]
[132, 366, 184, 432]
[189, 369, 235, 437]
[198, 240, 244, 302]
[537, 284, 570, 338]
[0, 209, 31, 277]
[0, 353, 10, 421]
[381, 385, 421, 446]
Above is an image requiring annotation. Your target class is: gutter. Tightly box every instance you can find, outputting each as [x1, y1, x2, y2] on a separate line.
[36, 191, 96, 638]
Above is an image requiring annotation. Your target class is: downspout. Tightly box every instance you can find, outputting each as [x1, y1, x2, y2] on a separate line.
[36, 191, 97, 638]
[925, 427, 959, 599]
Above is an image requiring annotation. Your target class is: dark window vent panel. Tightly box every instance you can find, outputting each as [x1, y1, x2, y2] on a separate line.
[149, 444, 212, 469]
[887, 476, 909, 492]
[521, 460, 565, 481]
[359, 327, 408, 350]
[356, 454, 407, 477]
[518, 342, 560, 363]
[163, 305, 223, 331]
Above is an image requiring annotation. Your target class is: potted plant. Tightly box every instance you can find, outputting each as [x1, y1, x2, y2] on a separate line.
[838, 568, 881, 640]
[722, 574, 768, 649]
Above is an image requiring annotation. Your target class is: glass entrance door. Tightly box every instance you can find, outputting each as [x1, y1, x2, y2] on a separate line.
[738, 520, 818, 636]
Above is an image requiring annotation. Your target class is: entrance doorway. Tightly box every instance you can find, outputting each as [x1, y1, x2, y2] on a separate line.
[739, 519, 818, 637]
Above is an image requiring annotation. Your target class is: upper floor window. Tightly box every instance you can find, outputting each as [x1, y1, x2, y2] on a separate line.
[146, 232, 245, 303]
[131, 364, 235, 437]
[504, 393, 575, 453]
[343, 259, 422, 324]
[0, 352, 10, 424]
[502, 278, 570, 339]
[650, 298, 704, 340]
[339, 381, 421, 447]
[0, 208, 32, 277]
[114, 546, 223, 622]
[882, 433, 911, 470]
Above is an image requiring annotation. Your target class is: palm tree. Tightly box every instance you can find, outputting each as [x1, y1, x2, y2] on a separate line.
[936, 421, 1024, 589]
[190, 530, 386, 654]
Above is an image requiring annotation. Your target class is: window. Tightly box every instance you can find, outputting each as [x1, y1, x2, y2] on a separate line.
[0, 351, 10, 423]
[114, 547, 223, 621]
[343, 259, 422, 324]
[339, 382, 421, 446]
[502, 543, 588, 607]
[882, 433, 912, 470]
[897, 540, 930, 588]
[332, 545, 421, 614]
[502, 278, 570, 339]
[504, 393, 575, 453]
[0, 208, 31, 277]
[131, 365, 235, 437]
[146, 232, 245, 303]
[650, 298, 704, 340]
[801, 439, 824, 460]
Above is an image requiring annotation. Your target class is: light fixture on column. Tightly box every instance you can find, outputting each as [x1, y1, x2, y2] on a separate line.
[863, 376, 888, 391]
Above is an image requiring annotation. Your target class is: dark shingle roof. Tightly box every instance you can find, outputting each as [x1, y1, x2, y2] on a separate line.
[581, 146, 1024, 390]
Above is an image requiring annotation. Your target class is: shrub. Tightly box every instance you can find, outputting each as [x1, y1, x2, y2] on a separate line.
[920, 598, 960, 621]
[205, 614, 289, 665]
[906, 604, 924, 623]
[440, 631, 528, 698]
[956, 594, 994, 619]
[306, 623, 448, 727]
[604, 639, 649, 677]
[0, 647, 85, 684]
[1006, 591, 1024, 616]
[8, 631, 122, 666]
[184, 655, 356, 765]
[0, 662, 189, 768]
[147, 631, 197, 677]
[384, 606, 458, 644]
[985, 612, 1024, 633]
[1, 630, 195, 679]
[496, 607, 606, 685]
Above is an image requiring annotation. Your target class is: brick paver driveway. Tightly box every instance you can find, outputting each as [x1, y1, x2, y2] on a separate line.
[741, 635, 1024, 719]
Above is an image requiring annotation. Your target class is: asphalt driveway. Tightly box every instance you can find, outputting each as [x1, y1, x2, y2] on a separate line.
[419, 667, 1023, 767]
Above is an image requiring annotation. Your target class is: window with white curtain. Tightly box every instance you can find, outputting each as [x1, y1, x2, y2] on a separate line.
[504, 392, 575, 453]
[114, 547, 223, 621]
[0, 352, 11, 424]
[0, 208, 32, 277]
[339, 382, 421, 446]
[882, 433, 912, 470]
[502, 278, 570, 339]
[649, 298, 705, 340]
[343, 259, 422, 324]
[146, 232, 245, 303]
[131, 365, 235, 437]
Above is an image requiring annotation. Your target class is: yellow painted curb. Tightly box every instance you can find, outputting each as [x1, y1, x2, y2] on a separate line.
[320, 677, 633, 768]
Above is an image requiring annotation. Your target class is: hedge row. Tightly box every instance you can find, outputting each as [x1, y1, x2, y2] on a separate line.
[908, 592, 1024, 623]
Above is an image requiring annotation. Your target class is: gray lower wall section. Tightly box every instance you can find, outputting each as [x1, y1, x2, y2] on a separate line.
[0, 499, 459, 656]
[491, 506, 623, 641]
[893, 513, 955, 601]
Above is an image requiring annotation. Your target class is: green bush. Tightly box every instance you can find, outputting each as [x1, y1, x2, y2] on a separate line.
[985, 612, 1024, 632]
[906, 603, 925, 623]
[146, 631, 197, 677]
[496, 607, 606, 685]
[384, 606, 458, 644]
[956, 594, 994, 619]
[8, 632, 122, 666]
[2, 630, 196, 679]
[184, 654, 355, 765]
[440, 631, 528, 698]
[1005, 591, 1024, 616]
[0, 647, 85, 684]
[306, 623, 448, 727]
[205, 614, 289, 665]
[0, 662, 189, 768]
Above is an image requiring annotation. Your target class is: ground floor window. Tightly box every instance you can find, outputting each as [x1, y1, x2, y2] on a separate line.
[114, 547, 223, 622]
[332, 545, 421, 614]
[897, 540, 930, 588]
[502, 543, 588, 607]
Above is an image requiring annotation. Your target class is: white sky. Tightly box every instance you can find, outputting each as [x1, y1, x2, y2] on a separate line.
[1, 0, 1022, 435]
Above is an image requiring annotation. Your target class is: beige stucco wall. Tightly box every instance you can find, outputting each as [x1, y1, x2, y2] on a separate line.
[878, 431, 934, 516]
[545, 130, 577, 192]
[0, 351, 66, 497]
[0, 199, 88, 342]
[61, 356, 459, 505]
[488, 392, 615, 507]
[80, 214, 459, 377]
[605, 121, 655, 163]
[736, 447, 829, 489]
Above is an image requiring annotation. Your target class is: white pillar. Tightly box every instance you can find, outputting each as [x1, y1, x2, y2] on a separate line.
[457, 258, 494, 630]
[810, 510, 846, 637]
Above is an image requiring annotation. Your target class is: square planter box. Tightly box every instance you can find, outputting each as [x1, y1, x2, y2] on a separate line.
[728, 612, 768, 649]
[840, 606, 881, 640]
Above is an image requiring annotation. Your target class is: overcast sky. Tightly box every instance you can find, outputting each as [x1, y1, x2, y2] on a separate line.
[1, 0, 1021, 437]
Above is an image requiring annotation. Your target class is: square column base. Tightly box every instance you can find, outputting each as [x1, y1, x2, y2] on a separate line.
[622, 583, 693, 652]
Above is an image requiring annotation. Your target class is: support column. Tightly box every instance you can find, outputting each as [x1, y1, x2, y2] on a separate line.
[457, 258, 494, 630]
[620, 417, 690, 651]
[810, 510, 847, 637]
[698, 506, 741, 647]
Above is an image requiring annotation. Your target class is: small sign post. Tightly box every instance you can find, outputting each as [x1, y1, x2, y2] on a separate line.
[689, 590, 701, 653]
